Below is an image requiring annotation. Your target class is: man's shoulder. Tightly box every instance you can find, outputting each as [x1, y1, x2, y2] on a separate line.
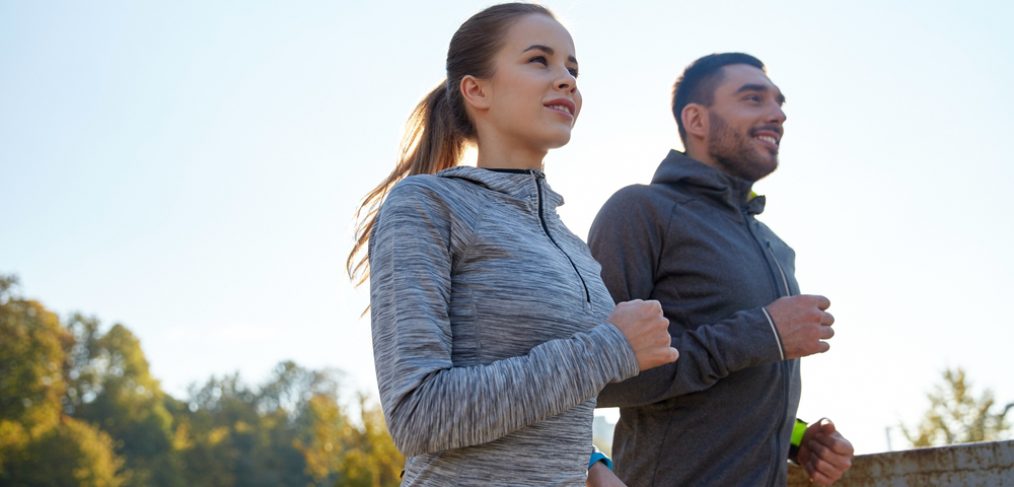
[601, 180, 695, 213]
[592, 183, 688, 239]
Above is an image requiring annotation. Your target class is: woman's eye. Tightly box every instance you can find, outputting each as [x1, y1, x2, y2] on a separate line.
[529, 56, 548, 65]
[568, 67, 579, 78]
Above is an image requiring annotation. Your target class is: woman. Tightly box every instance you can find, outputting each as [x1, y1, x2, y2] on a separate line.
[348, 4, 678, 485]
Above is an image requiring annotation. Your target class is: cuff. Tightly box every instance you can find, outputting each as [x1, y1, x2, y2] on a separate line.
[593, 322, 641, 381]
[588, 450, 614, 471]
[761, 307, 786, 360]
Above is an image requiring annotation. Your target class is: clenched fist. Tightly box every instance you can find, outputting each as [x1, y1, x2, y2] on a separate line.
[608, 299, 679, 371]
[765, 294, 835, 359]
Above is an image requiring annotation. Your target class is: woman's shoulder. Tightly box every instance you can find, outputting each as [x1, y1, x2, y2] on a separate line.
[384, 173, 483, 222]
[391, 171, 487, 204]
[387, 174, 453, 204]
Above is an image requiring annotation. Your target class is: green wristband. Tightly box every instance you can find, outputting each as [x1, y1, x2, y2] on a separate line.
[791, 418, 808, 447]
[789, 418, 807, 462]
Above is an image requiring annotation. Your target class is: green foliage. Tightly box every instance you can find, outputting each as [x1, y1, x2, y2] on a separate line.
[902, 367, 1012, 447]
[336, 395, 403, 487]
[0, 275, 126, 486]
[65, 316, 183, 487]
[0, 275, 69, 438]
[0, 274, 405, 486]
[177, 370, 312, 487]
[4, 416, 126, 487]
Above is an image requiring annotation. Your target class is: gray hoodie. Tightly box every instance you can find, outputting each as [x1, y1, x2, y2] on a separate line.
[589, 150, 801, 486]
[369, 166, 639, 486]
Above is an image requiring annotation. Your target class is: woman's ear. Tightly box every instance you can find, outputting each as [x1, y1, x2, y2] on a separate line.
[460, 75, 492, 111]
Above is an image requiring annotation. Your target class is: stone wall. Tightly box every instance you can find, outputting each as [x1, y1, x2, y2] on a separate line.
[787, 440, 1013, 486]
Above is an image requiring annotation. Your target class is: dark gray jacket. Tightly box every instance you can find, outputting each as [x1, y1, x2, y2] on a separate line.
[370, 166, 639, 486]
[589, 150, 801, 486]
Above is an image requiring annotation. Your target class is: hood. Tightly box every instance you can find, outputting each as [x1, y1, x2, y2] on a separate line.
[438, 165, 565, 211]
[651, 150, 765, 215]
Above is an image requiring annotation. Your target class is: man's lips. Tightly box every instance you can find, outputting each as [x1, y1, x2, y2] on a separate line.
[544, 98, 576, 117]
[751, 127, 782, 151]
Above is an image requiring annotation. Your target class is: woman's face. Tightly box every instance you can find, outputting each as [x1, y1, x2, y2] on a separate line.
[479, 14, 581, 155]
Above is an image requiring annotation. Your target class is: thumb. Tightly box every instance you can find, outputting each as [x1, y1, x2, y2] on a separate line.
[819, 417, 836, 433]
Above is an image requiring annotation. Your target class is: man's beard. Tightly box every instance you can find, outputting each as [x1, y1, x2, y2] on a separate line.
[707, 112, 779, 182]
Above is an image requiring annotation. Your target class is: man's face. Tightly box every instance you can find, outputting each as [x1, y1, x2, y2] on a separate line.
[704, 64, 786, 182]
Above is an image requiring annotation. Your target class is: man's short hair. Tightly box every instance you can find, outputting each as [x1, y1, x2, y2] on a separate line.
[672, 53, 766, 143]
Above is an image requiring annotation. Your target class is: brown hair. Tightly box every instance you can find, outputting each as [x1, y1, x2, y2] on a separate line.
[347, 3, 555, 285]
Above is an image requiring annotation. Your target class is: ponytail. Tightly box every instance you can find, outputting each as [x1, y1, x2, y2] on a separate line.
[347, 82, 466, 286]
[347, 3, 556, 287]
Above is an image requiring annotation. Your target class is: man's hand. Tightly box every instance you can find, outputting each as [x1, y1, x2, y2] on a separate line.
[797, 418, 854, 485]
[765, 294, 835, 359]
[587, 462, 627, 487]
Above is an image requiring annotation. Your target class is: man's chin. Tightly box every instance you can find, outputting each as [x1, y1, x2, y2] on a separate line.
[744, 157, 778, 182]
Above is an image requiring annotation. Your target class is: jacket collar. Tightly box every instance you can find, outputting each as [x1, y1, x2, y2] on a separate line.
[438, 165, 565, 210]
[651, 150, 766, 215]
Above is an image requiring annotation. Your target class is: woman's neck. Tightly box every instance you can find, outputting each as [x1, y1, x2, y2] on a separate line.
[474, 137, 546, 170]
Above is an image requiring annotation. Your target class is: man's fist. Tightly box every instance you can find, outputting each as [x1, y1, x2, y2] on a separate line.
[766, 294, 835, 359]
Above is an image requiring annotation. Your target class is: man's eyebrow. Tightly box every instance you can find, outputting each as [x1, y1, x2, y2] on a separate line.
[523, 44, 578, 64]
[735, 83, 786, 104]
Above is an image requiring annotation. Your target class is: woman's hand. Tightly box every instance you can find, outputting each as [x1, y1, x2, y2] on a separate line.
[608, 299, 679, 371]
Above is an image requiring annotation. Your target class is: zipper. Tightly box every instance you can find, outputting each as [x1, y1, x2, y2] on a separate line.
[743, 210, 786, 300]
[534, 174, 591, 303]
[743, 210, 791, 487]
[766, 241, 791, 297]
[763, 235, 793, 487]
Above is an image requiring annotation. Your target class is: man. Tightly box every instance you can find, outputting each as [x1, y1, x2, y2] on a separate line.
[588, 53, 854, 486]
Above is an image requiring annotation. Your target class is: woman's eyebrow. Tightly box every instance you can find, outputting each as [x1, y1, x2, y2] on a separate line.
[523, 44, 577, 64]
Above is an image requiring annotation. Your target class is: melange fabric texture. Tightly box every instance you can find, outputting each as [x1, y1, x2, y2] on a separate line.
[369, 166, 640, 486]
[589, 150, 801, 486]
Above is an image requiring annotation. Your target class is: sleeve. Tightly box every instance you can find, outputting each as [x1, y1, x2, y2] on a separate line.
[369, 180, 640, 456]
[588, 186, 782, 408]
[588, 447, 613, 471]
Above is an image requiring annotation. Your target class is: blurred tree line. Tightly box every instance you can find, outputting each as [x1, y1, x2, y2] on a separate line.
[0, 275, 403, 486]
[902, 367, 1011, 448]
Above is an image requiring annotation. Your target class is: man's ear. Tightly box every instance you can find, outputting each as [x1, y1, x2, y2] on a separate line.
[682, 103, 708, 139]
[460, 75, 491, 111]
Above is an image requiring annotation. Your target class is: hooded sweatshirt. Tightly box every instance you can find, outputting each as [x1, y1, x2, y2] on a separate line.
[369, 166, 640, 486]
[589, 150, 801, 486]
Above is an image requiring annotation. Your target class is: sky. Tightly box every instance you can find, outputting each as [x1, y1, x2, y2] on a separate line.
[2, 0, 1012, 455]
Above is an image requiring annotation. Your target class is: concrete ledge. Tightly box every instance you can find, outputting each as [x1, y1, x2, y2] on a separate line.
[788, 440, 1013, 486]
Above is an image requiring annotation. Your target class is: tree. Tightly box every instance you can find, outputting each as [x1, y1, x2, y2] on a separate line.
[902, 367, 1012, 447]
[4, 416, 126, 487]
[178, 369, 315, 487]
[295, 393, 350, 484]
[65, 316, 183, 486]
[0, 275, 69, 440]
[336, 394, 403, 487]
[3, 274, 407, 485]
[0, 275, 126, 485]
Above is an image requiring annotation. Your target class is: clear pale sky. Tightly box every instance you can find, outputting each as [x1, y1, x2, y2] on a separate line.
[2, 1, 1012, 455]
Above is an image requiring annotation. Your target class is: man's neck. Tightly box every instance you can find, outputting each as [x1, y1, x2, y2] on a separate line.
[684, 146, 720, 172]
